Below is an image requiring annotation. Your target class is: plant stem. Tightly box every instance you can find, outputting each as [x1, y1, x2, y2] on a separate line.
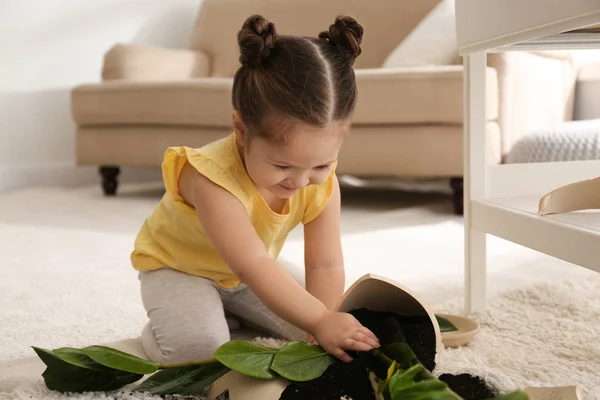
[372, 349, 395, 367]
[157, 357, 220, 370]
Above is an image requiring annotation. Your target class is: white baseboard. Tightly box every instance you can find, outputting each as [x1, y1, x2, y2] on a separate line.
[0, 163, 161, 193]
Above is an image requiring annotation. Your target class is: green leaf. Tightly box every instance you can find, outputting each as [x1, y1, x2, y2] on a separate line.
[213, 340, 278, 379]
[32, 346, 142, 393]
[435, 315, 458, 332]
[394, 390, 458, 400]
[488, 391, 530, 400]
[136, 363, 229, 395]
[386, 361, 397, 382]
[381, 343, 419, 369]
[372, 349, 395, 368]
[377, 360, 398, 395]
[157, 356, 219, 370]
[388, 364, 424, 393]
[52, 347, 114, 372]
[390, 378, 447, 398]
[270, 342, 335, 382]
[82, 345, 158, 375]
[378, 379, 388, 397]
[390, 379, 456, 400]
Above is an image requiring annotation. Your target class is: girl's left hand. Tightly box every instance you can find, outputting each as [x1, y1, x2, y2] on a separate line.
[306, 334, 318, 345]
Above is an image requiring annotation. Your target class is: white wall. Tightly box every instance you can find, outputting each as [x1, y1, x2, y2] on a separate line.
[2, 1, 599, 195]
[0, 0, 201, 192]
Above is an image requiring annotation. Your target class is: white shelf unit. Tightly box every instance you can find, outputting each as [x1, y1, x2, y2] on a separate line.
[472, 197, 600, 272]
[456, 1, 600, 313]
[476, 161, 600, 274]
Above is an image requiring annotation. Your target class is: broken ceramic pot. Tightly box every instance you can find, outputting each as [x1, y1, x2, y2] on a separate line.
[207, 273, 443, 400]
[538, 176, 600, 215]
[438, 313, 480, 348]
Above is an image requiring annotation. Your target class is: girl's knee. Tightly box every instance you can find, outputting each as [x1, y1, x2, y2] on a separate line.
[142, 324, 228, 365]
[159, 338, 225, 365]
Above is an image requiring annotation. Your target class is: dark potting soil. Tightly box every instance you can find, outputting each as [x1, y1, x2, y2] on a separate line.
[278, 352, 376, 400]
[350, 308, 438, 372]
[438, 374, 499, 400]
[279, 309, 497, 400]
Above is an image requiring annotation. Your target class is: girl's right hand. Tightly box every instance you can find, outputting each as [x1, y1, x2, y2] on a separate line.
[312, 311, 380, 362]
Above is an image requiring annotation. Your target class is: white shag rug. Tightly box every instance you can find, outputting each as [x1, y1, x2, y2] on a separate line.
[1, 183, 599, 399]
[434, 277, 600, 399]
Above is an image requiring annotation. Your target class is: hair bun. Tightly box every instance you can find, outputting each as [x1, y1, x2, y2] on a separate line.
[238, 15, 278, 68]
[319, 16, 364, 65]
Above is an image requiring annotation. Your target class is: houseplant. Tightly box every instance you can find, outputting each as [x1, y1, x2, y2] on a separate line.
[31, 274, 528, 399]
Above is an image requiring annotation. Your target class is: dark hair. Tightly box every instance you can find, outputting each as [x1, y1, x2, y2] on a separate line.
[232, 14, 364, 142]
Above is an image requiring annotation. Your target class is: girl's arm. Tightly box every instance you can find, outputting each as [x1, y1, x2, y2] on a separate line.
[303, 174, 345, 311]
[179, 163, 378, 361]
[180, 163, 326, 332]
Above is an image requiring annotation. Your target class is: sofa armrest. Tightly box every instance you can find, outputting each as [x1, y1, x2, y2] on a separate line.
[71, 78, 233, 127]
[102, 43, 211, 81]
[487, 51, 579, 158]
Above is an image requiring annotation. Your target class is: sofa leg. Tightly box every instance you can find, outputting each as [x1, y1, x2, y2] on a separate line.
[450, 177, 464, 215]
[99, 166, 120, 196]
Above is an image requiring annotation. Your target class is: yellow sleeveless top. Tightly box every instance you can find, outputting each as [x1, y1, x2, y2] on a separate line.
[130, 133, 336, 288]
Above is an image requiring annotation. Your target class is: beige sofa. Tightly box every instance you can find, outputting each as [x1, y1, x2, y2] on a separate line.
[71, 0, 580, 214]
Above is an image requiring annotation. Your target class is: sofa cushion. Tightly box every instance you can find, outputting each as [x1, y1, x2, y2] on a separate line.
[72, 78, 234, 128]
[75, 122, 502, 174]
[190, 0, 443, 77]
[352, 66, 498, 125]
[381, 0, 458, 68]
[336, 122, 501, 176]
[102, 44, 211, 81]
[72, 66, 498, 127]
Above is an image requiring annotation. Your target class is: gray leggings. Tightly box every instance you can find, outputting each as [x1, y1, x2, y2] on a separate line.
[139, 265, 306, 365]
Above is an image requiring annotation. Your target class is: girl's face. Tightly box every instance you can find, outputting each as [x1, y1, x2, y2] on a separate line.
[238, 122, 346, 199]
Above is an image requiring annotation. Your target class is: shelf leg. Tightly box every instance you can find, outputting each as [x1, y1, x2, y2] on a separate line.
[466, 228, 487, 314]
[463, 52, 488, 314]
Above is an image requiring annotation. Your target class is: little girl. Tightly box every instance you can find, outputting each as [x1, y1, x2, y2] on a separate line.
[130, 14, 379, 365]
